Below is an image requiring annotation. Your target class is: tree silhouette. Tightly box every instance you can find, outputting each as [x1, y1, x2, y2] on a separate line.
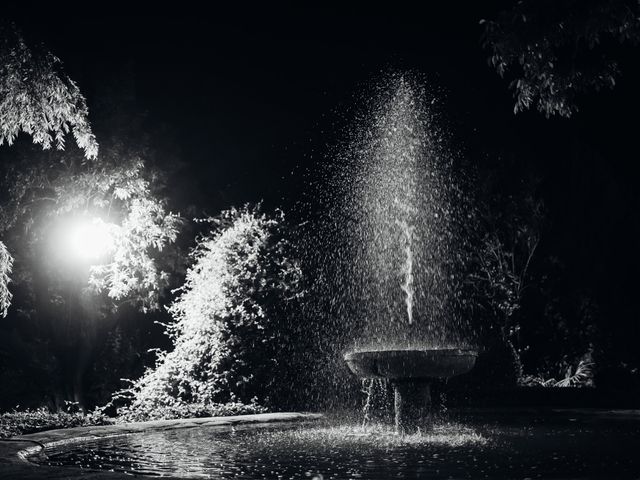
[482, 0, 640, 117]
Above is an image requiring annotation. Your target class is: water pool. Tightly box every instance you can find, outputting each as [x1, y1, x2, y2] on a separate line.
[31, 410, 640, 479]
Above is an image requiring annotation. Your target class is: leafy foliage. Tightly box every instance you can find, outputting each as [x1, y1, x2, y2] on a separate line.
[470, 162, 602, 387]
[0, 241, 12, 317]
[0, 405, 112, 439]
[1, 153, 181, 312]
[0, 23, 98, 158]
[115, 401, 266, 423]
[89, 198, 180, 308]
[75, 160, 182, 311]
[477, 228, 539, 325]
[114, 205, 303, 421]
[520, 351, 595, 388]
[0, 36, 182, 409]
[460, 160, 548, 385]
[471, 175, 544, 356]
[482, 0, 640, 117]
[0, 147, 181, 408]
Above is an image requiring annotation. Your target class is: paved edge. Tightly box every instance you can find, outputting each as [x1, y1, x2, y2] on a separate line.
[0, 412, 323, 479]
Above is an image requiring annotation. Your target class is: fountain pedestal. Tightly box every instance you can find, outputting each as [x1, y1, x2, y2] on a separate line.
[345, 349, 477, 434]
[393, 380, 432, 434]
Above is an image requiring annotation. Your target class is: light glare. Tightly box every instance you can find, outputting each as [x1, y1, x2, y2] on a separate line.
[67, 219, 113, 261]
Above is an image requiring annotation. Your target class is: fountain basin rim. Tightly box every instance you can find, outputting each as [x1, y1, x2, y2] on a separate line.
[0, 412, 323, 479]
[344, 348, 478, 360]
[344, 348, 478, 380]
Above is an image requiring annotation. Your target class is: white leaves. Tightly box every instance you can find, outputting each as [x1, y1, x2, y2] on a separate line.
[115, 205, 303, 419]
[168, 207, 273, 331]
[0, 24, 98, 159]
[24, 153, 182, 312]
[113, 187, 131, 200]
[88, 195, 181, 310]
[0, 240, 13, 317]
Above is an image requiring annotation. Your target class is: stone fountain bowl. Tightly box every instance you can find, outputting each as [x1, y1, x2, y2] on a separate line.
[344, 348, 477, 380]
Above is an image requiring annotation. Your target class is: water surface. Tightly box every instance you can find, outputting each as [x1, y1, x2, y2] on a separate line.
[34, 410, 640, 479]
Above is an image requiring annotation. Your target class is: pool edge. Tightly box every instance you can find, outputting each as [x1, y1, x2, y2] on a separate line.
[0, 412, 324, 479]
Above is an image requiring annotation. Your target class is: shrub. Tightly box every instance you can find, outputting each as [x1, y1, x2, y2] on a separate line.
[0, 405, 112, 438]
[113, 204, 303, 422]
[115, 401, 266, 423]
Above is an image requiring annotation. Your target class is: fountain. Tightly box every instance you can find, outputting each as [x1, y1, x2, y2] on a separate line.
[345, 349, 477, 433]
[331, 74, 478, 433]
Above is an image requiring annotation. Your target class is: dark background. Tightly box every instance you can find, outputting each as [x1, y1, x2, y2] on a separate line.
[2, 2, 640, 405]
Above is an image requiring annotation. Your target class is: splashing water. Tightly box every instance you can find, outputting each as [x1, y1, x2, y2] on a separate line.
[300, 72, 475, 409]
[361, 378, 392, 428]
[316, 73, 471, 347]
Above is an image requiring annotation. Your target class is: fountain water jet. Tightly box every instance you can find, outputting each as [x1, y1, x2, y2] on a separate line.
[334, 74, 477, 433]
[397, 219, 415, 325]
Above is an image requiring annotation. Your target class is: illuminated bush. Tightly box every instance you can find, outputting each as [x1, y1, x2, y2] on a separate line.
[0, 405, 111, 438]
[0, 241, 12, 318]
[115, 205, 303, 421]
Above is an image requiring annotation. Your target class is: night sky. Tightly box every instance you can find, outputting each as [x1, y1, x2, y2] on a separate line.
[6, 3, 530, 205]
[5, 3, 640, 366]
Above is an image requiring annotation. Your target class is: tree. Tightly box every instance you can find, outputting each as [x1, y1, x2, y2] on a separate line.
[482, 0, 640, 117]
[465, 158, 545, 385]
[0, 21, 99, 321]
[0, 37, 182, 407]
[470, 158, 600, 388]
[0, 145, 181, 408]
[474, 218, 540, 380]
[114, 205, 303, 421]
[0, 22, 98, 157]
